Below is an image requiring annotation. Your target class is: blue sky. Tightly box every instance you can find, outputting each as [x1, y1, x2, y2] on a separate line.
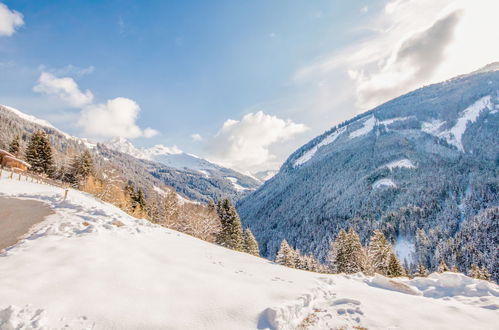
[0, 0, 497, 173]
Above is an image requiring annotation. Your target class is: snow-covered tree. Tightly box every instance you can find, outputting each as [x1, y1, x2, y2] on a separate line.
[414, 264, 428, 277]
[480, 266, 491, 281]
[25, 130, 54, 176]
[327, 228, 367, 274]
[243, 228, 260, 256]
[276, 240, 297, 268]
[367, 230, 391, 276]
[469, 264, 481, 279]
[387, 252, 404, 277]
[8, 135, 21, 157]
[437, 260, 449, 273]
[216, 199, 244, 251]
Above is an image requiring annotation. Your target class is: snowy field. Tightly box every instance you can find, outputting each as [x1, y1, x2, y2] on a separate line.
[0, 170, 498, 330]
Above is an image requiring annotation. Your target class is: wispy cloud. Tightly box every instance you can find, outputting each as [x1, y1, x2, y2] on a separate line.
[0, 2, 24, 37]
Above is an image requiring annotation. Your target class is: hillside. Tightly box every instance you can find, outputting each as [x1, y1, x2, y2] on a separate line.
[0, 105, 259, 203]
[0, 171, 498, 329]
[238, 68, 499, 280]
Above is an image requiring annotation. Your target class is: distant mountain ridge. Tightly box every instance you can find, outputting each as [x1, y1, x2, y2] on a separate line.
[238, 66, 499, 280]
[0, 105, 260, 203]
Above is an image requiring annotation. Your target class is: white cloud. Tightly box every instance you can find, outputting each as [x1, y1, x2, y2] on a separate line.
[294, 0, 499, 111]
[0, 2, 24, 36]
[33, 72, 94, 107]
[191, 133, 203, 142]
[33, 72, 157, 139]
[206, 111, 308, 172]
[78, 97, 157, 139]
[361, 6, 369, 13]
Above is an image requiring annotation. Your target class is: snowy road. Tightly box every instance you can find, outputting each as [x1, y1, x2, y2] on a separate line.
[0, 197, 53, 251]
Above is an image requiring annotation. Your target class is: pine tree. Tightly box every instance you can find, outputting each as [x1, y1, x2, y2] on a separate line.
[480, 266, 491, 281]
[327, 228, 367, 274]
[414, 264, 428, 277]
[386, 252, 404, 277]
[275, 240, 297, 268]
[437, 260, 449, 273]
[215, 199, 244, 251]
[25, 130, 54, 176]
[8, 135, 21, 157]
[243, 228, 260, 256]
[469, 264, 481, 279]
[367, 230, 391, 276]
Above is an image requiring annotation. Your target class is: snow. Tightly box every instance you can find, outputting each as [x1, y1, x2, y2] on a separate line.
[372, 178, 397, 189]
[384, 158, 416, 170]
[440, 95, 493, 151]
[421, 119, 445, 135]
[294, 127, 346, 167]
[1, 105, 76, 141]
[378, 116, 412, 126]
[349, 115, 376, 139]
[226, 177, 248, 191]
[394, 236, 415, 265]
[0, 171, 498, 329]
[1, 105, 56, 131]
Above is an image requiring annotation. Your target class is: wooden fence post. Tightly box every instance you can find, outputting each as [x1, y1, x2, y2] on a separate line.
[63, 189, 69, 201]
[9, 171, 13, 179]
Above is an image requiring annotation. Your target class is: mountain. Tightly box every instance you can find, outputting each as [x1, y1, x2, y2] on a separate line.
[1, 172, 497, 329]
[252, 170, 278, 182]
[0, 105, 258, 203]
[238, 67, 499, 280]
[104, 137, 260, 193]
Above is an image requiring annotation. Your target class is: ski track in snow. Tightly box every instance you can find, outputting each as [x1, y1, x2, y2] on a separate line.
[0, 170, 498, 329]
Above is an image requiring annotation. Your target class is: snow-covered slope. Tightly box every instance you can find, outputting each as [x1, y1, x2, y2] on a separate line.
[0, 172, 497, 329]
[238, 67, 499, 280]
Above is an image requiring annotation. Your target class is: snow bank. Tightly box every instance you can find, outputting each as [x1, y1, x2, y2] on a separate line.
[0, 171, 498, 329]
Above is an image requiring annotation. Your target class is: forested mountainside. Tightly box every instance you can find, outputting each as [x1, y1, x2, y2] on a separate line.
[238, 68, 499, 281]
[0, 105, 257, 203]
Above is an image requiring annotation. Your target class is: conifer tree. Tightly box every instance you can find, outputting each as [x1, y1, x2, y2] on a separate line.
[437, 260, 449, 273]
[243, 228, 260, 256]
[275, 240, 297, 268]
[367, 230, 391, 276]
[327, 228, 367, 274]
[386, 252, 404, 277]
[414, 264, 428, 277]
[480, 266, 491, 281]
[8, 135, 21, 157]
[469, 264, 481, 279]
[25, 130, 54, 176]
[68, 150, 94, 187]
[215, 199, 243, 251]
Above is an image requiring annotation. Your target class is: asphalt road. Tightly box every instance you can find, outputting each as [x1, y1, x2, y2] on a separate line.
[0, 197, 54, 250]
